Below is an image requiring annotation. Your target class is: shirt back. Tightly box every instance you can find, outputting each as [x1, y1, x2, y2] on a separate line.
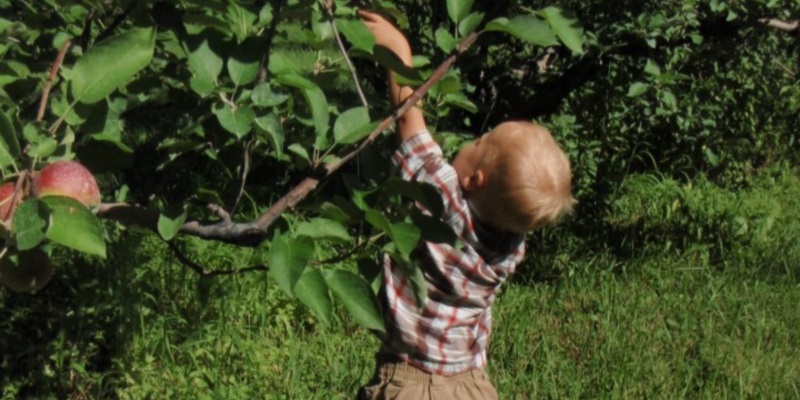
[381, 132, 525, 375]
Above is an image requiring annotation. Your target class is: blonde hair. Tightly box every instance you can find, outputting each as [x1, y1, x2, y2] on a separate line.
[471, 121, 576, 233]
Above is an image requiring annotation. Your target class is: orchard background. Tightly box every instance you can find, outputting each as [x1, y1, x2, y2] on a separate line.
[1, 0, 799, 398]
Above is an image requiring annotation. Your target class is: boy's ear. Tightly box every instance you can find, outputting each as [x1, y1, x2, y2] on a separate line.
[461, 170, 485, 192]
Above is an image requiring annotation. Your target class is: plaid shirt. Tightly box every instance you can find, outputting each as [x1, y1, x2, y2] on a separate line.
[381, 132, 525, 375]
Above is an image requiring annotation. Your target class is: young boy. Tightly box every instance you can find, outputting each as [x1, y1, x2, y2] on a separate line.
[358, 10, 576, 399]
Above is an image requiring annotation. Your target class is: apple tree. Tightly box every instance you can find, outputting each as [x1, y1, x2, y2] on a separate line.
[0, 0, 591, 330]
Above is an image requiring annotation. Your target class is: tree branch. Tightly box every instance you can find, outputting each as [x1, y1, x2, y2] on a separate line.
[96, 32, 479, 246]
[166, 241, 269, 276]
[759, 18, 799, 32]
[37, 40, 71, 123]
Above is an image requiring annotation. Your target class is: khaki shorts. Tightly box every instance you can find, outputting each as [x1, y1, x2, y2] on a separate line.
[358, 356, 498, 400]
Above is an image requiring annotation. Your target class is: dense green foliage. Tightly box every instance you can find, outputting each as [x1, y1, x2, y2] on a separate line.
[1, 0, 798, 397]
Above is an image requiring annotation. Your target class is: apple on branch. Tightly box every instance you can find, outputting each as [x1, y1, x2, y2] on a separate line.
[31, 160, 101, 207]
[0, 248, 54, 293]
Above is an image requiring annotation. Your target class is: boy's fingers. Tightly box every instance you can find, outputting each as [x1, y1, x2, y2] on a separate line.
[357, 9, 377, 20]
[357, 9, 387, 23]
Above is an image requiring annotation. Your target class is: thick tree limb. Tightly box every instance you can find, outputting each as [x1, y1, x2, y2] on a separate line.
[760, 18, 799, 32]
[96, 32, 479, 247]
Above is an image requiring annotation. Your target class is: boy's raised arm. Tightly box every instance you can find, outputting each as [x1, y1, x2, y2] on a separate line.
[359, 10, 427, 142]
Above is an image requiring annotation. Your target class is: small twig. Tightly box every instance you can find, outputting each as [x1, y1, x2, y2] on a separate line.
[166, 241, 269, 276]
[231, 139, 253, 214]
[759, 18, 799, 32]
[316, 242, 367, 265]
[207, 203, 232, 223]
[322, 0, 369, 107]
[218, 92, 237, 109]
[95, 2, 136, 44]
[773, 59, 796, 78]
[37, 40, 72, 123]
[77, 10, 95, 49]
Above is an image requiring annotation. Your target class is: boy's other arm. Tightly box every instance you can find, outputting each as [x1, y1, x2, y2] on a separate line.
[359, 10, 427, 142]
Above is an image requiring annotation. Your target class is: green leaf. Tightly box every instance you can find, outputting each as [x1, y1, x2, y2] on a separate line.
[644, 59, 661, 77]
[435, 28, 457, 53]
[269, 235, 314, 297]
[296, 218, 352, 244]
[367, 47, 423, 83]
[294, 269, 332, 325]
[268, 52, 300, 75]
[186, 29, 225, 85]
[410, 212, 457, 245]
[365, 209, 391, 233]
[446, 0, 474, 24]
[27, 137, 57, 159]
[189, 76, 216, 97]
[157, 204, 187, 241]
[383, 178, 445, 217]
[273, 73, 315, 90]
[288, 143, 310, 163]
[252, 83, 289, 107]
[436, 74, 462, 95]
[398, 258, 427, 309]
[627, 82, 649, 97]
[259, 3, 274, 26]
[227, 36, 263, 86]
[254, 112, 284, 157]
[311, 9, 333, 42]
[275, 74, 329, 148]
[390, 222, 420, 261]
[365, 209, 420, 260]
[484, 16, 558, 47]
[12, 199, 49, 251]
[71, 28, 156, 104]
[335, 19, 375, 54]
[215, 104, 255, 139]
[41, 196, 106, 258]
[662, 90, 678, 110]
[334, 107, 371, 144]
[227, 2, 258, 41]
[303, 87, 329, 149]
[541, 7, 584, 55]
[325, 270, 385, 333]
[443, 92, 478, 113]
[704, 146, 720, 166]
[458, 12, 485, 36]
[0, 111, 21, 162]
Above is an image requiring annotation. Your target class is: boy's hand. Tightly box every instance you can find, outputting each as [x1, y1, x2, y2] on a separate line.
[358, 9, 426, 140]
[358, 10, 412, 66]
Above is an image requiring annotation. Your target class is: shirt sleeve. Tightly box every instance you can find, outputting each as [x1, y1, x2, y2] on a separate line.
[392, 132, 471, 231]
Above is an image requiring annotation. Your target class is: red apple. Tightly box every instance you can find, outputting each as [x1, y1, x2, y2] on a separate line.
[0, 248, 54, 293]
[0, 182, 17, 222]
[32, 160, 101, 207]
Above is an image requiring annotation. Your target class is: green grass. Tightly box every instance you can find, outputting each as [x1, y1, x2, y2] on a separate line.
[491, 259, 800, 399]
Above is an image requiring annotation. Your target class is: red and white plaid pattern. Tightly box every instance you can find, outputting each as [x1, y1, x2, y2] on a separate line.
[381, 132, 525, 375]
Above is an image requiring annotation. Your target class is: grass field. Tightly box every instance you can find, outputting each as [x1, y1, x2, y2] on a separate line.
[2, 229, 798, 399]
